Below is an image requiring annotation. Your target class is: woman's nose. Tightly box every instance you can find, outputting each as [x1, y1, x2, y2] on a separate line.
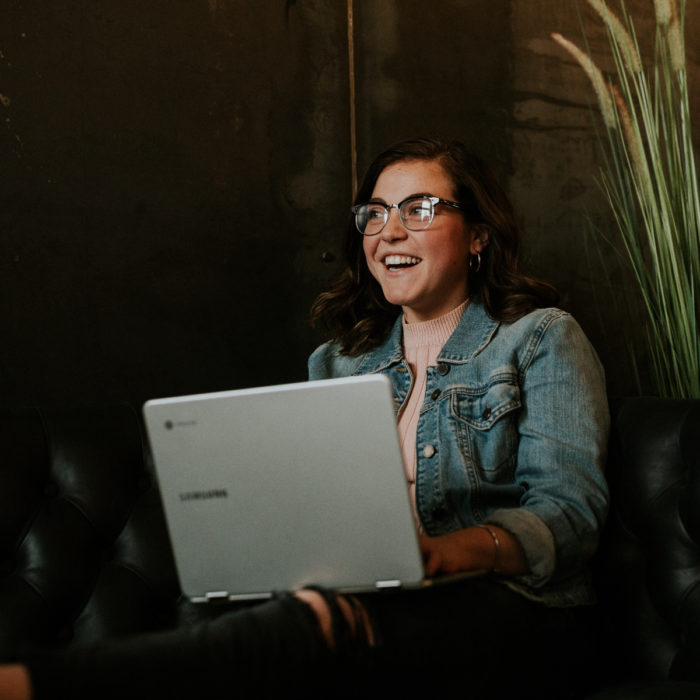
[381, 207, 408, 241]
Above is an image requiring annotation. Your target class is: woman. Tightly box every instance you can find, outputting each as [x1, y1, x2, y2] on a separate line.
[307, 137, 610, 696]
[0, 138, 609, 699]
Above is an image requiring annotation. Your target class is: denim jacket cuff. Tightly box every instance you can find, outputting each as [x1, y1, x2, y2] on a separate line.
[486, 508, 556, 587]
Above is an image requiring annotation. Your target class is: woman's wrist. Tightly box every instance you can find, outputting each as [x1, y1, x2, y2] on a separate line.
[476, 524, 501, 572]
[475, 524, 527, 576]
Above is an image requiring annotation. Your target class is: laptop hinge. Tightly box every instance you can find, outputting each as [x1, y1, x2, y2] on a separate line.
[375, 579, 401, 590]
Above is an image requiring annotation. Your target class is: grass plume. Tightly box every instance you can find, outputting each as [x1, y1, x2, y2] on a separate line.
[551, 32, 615, 127]
[587, 0, 642, 73]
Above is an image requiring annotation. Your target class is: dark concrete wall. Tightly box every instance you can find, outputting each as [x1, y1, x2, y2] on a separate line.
[0, 1, 697, 408]
[0, 0, 349, 407]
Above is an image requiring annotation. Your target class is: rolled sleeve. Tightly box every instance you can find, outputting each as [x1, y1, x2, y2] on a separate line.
[487, 507, 556, 587]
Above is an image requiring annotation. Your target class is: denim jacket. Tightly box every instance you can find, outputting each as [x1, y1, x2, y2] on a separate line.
[308, 299, 610, 606]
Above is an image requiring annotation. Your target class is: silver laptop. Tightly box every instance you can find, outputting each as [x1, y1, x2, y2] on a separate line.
[143, 375, 466, 603]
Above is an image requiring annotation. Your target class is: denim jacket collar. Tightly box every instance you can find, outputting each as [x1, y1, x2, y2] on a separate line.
[354, 298, 500, 375]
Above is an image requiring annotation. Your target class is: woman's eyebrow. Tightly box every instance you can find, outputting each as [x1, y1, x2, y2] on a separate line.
[368, 192, 433, 204]
[403, 192, 438, 201]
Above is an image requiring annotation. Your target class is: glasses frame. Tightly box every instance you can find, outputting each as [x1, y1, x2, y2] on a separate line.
[351, 195, 464, 236]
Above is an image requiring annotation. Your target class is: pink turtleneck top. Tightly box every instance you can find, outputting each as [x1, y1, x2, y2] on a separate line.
[398, 299, 470, 527]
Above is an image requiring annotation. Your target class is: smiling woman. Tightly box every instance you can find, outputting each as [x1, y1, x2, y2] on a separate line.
[306, 136, 610, 693]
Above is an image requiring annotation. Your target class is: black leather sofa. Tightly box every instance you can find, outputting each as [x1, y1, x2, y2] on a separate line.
[1, 398, 699, 698]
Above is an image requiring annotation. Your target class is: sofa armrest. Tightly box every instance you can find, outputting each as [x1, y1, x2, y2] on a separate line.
[594, 398, 700, 683]
[0, 405, 181, 654]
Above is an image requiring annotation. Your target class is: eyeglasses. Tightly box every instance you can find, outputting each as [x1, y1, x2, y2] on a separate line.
[351, 195, 464, 236]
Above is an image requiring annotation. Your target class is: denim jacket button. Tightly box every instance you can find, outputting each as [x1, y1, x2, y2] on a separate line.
[430, 389, 441, 401]
[437, 363, 450, 376]
[433, 506, 448, 520]
[423, 444, 436, 458]
[482, 404, 492, 420]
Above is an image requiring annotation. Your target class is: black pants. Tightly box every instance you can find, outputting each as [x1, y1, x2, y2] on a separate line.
[358, 579, 597, 699]
[23, 578, 597, 700]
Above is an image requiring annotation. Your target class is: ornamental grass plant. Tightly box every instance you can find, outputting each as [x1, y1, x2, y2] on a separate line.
[552, 0, 699, 398]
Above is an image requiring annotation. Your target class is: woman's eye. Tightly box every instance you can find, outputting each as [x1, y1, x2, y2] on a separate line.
[408, 205, 430, 218]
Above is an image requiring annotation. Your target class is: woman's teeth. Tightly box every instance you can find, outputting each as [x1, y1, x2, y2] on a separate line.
[384, 255, 421, 270]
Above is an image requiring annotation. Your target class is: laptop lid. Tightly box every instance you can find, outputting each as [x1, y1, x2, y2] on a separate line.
[143, 375, 425, 602]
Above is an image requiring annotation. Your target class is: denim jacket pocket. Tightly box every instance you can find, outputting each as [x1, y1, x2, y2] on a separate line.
[451, 379, 521, 477]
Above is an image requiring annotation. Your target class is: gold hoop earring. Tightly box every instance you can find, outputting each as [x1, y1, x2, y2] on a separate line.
[469, 253, 481, 273]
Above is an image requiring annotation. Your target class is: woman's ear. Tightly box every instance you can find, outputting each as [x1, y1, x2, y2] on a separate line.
[469, 225, 490, 254]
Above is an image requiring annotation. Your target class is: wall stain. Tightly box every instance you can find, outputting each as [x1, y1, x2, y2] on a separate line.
[285, 0, 297, 25]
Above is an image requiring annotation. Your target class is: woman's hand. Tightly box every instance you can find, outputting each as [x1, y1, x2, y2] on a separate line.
[419, 525, 528, 577]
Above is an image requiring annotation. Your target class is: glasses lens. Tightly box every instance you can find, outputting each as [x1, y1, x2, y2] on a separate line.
[400, 197, 434, 230]
[355, 203, 388, 235]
